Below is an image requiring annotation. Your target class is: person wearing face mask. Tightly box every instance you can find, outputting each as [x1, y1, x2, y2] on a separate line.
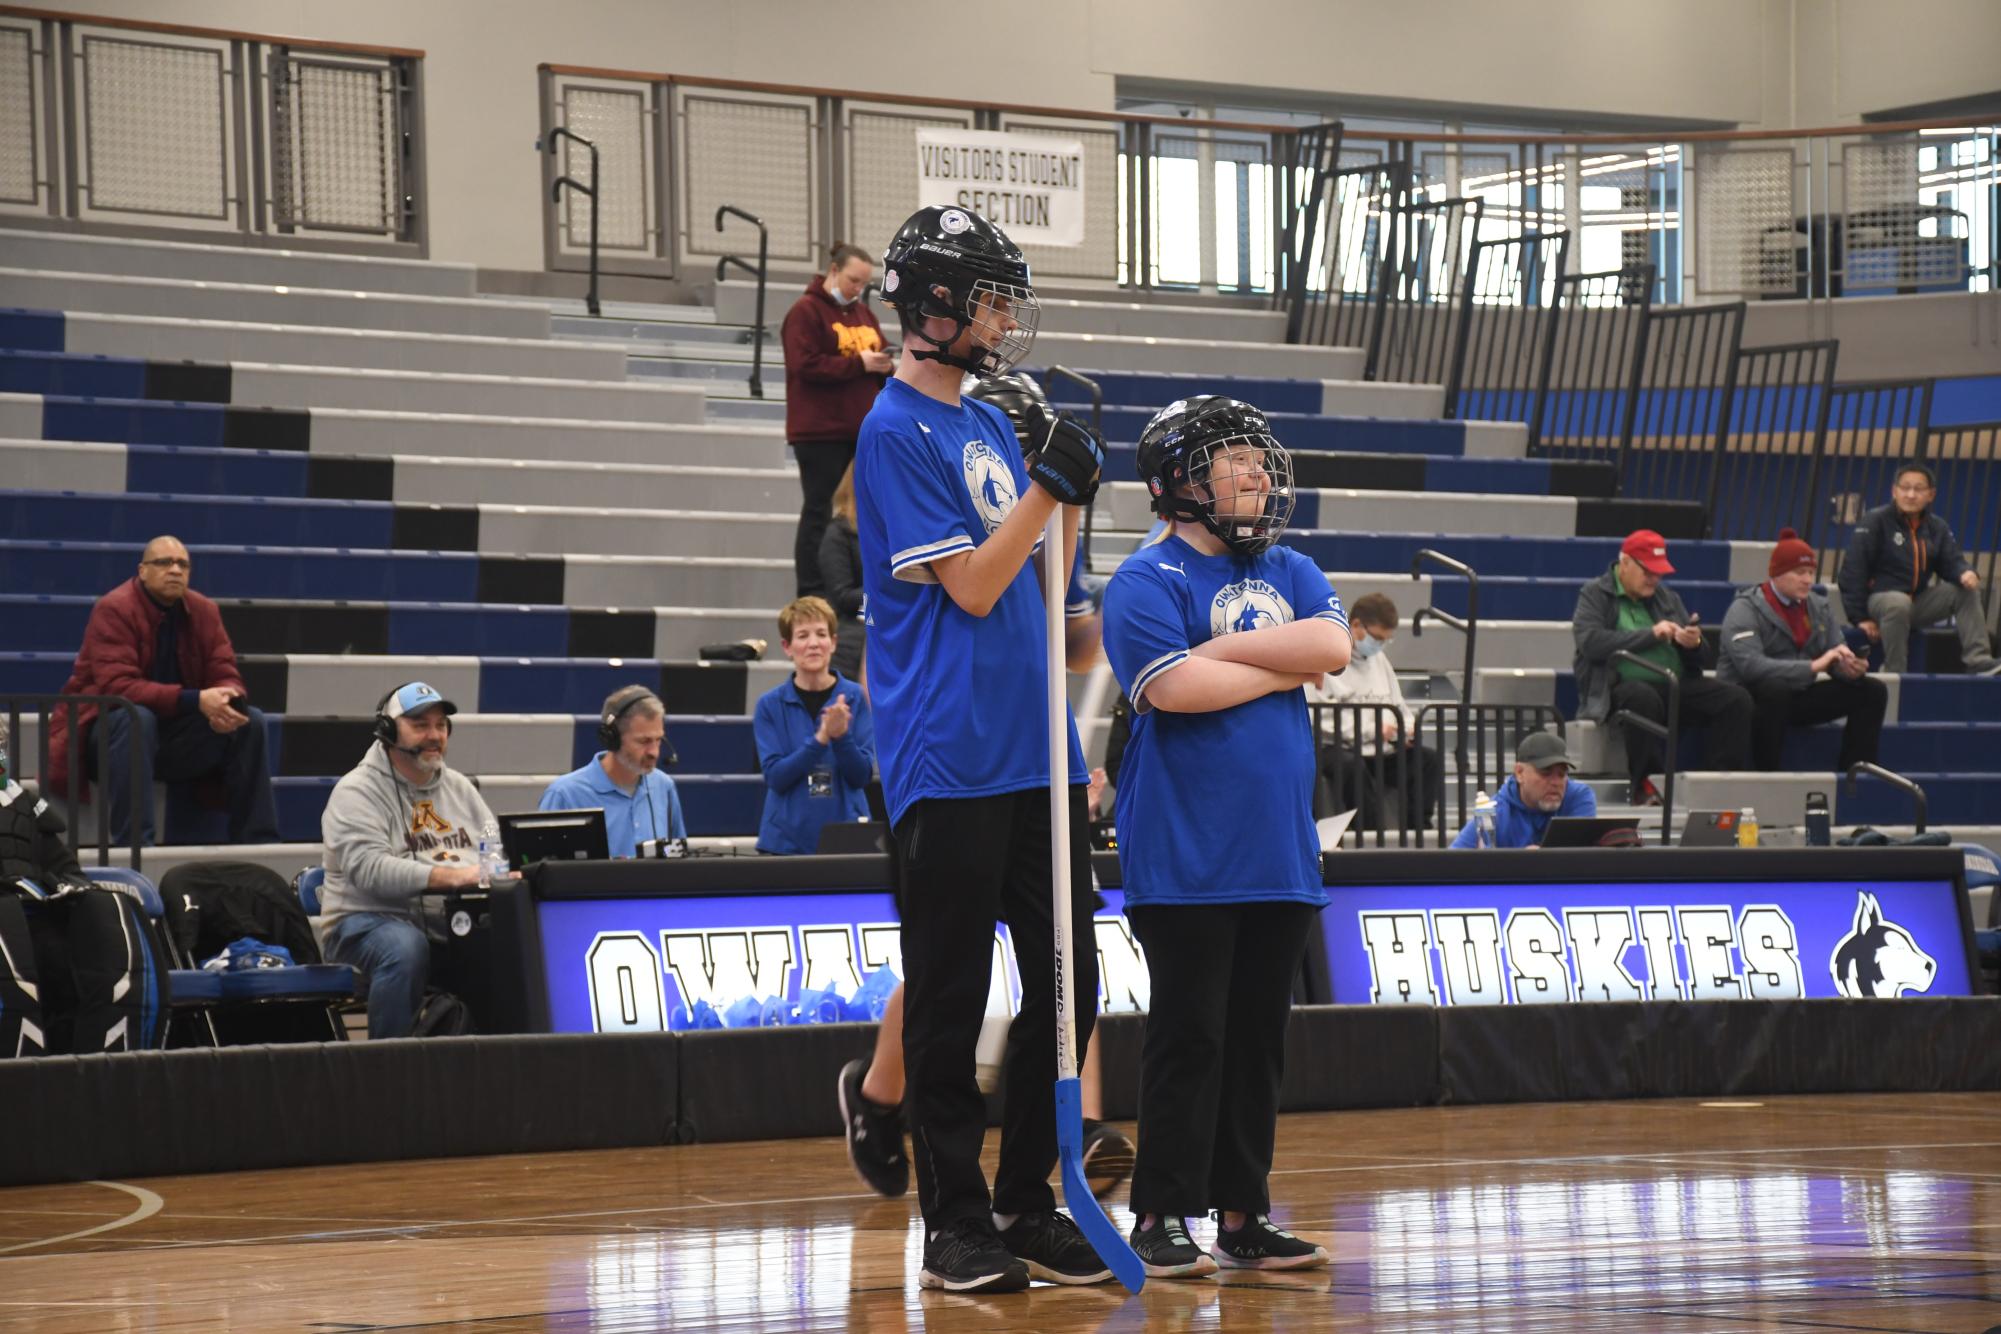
[1309, 593, 1441, 833]
[318, 682, 494, 1039]
[1448, 732, 1597, 849]
[783, 242, 894, 598]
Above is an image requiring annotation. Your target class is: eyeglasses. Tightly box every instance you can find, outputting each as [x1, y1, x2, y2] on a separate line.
[1892, 483, 1934, 495]
[142, 557, 191, 570]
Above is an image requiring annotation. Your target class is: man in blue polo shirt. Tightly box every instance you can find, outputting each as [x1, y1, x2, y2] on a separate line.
[853, 204, 1109, 1293]
[537, 685, 686, 855]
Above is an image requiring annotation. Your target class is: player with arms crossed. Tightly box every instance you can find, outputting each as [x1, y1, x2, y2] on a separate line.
[853, 204, 1110, 1292]
[1102, 397, 1349, 1277]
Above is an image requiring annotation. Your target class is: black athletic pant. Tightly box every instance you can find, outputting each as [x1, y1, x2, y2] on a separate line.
[1126, 900, 1316, 1219]
[793, 439, 856, 598]
[1747, 675, 1887, 771]
[1608, 674, 1755, 793]
[895, 785, 1097, 1229]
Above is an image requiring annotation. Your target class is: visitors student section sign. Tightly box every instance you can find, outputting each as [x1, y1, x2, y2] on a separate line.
[915, 128, 1085, 246]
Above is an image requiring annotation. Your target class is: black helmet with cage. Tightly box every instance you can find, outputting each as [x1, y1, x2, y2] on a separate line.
[963, 372, 1053, 454]
[880, 205, 1039, 377]
[1135, 396, 1296, 557]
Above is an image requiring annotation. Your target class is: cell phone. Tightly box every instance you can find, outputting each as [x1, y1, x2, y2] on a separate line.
[227, 695, 250, 716]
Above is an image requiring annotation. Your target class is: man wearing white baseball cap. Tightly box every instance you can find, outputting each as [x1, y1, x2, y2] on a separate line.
[319, 681, 494, 1038]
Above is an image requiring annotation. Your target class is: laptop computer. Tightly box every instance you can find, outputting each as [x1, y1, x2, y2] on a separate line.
[1679, 810, 1741, 847]
[1539, 815, 1643, 849]
[498, 808, 610, 870]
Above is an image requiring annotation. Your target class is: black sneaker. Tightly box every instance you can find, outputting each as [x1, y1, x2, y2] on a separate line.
[1080, 1120, 1134, 1200]
[920, 1218, 1031, 1292]
[1209, 1213, 1329, 1270]
[837, 1058, 908, 1197]
[1129, 1214, 1217, 1279]
[998, 1209, 1114, 1285]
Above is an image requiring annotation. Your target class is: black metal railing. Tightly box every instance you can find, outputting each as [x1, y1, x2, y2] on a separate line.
[1616, 300, 1746, 515]
[3, 694, 147, 871]
[1535, 263, 1655, 467]
[714, 204, 770, 399]
[1411, 703, 1567, 845]
[1410, 548, 1479, 701]
[1926, 421, 2001, 631]
[1609, 651, 1680, 846]
[1710, 340, 1839, 540]
[1445, 230, 1569, 427]
[1042, 366, 1104, 559]
[1846, 762, 1928, 835]
[1808, 379, 1935, 581]
[1369, 194, 1483, 386]
[1274, 122, 1350, 341]
[1308, 700, 1447, 849]
[543, 127, 602, 317]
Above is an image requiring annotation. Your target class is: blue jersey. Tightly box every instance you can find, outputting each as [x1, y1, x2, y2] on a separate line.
[1102, 533, 1347, 907]
[855, 378, 1087, 825]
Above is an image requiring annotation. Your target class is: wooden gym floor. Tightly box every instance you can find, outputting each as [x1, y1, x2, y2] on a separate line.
[3, 1092, 1998, 1332]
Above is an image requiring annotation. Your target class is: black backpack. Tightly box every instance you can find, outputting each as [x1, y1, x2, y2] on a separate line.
[158, 861, 322, 967]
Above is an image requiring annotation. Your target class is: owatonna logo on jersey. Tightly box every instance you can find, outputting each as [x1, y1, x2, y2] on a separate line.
[1210, 578, 1293, 638]
[963, 438, 1017, 533]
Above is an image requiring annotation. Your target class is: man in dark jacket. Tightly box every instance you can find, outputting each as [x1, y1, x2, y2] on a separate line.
[782, 243, 892, 597]
[1720, 529, 1886, 771]
[1571, 531, 1752, 804]
[47, 536, 279, 847]
[1838, 462, 1998, 675]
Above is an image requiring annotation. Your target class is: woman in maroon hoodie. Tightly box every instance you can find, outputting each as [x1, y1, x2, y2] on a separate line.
[782, 242, 892, 596]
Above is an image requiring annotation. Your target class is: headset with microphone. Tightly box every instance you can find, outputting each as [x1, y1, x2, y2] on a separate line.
[598, 684, 677, 846]
[374, 681, 456, 759]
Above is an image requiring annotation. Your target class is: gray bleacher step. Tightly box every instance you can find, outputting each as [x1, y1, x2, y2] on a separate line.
[475, 505, 795, 561]
[392, 457, 799, 512]
[0, 268, 550, 340]
[0, 228, 477, 298]
[1321, 380, 1446, 419]
[305, 411, 790, 470]
[651, 607, 784, 661]
[226, 363, 708, 425]
[57, 312, 631, 381]
[551, 315, 764, 346]
[702, 280, 1287, 343]
[564, 554, 795, 611]
[0, 437, 124, 491]
[1099, 482, 1578, 538]
[705, 398, 790, 423]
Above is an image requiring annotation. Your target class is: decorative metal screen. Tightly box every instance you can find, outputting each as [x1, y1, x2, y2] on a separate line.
[999, 116, 1120, 281]
[271, 57, 398, 233]
[561, 83, 650, 250]
[0, 24, 35, 206]
[847, 106, 970, 257]
[682, 94, 813, 262]
[81, 35, 227, 219]
[1694, 145, 1795, 297]
[1842, 136, 1964, 292]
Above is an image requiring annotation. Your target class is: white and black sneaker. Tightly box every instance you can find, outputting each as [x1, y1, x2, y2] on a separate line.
[920, 1217, 1031, 1293]
[1209, 1213, 1330, 1270]
[837, 1058, 908, 1197]
[1129, 1214, 1218, 1279]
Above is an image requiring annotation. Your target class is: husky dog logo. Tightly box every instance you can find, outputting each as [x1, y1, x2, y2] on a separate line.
[1210, 579, 1293, 638]
[963, 438, 1017, 533]
[1829, 891, 1937, 997]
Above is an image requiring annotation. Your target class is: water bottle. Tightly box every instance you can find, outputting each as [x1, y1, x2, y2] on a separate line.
[477, 818, 502, 887]
[1738, 806, 1760, 849]
[1473, 790, 1498, 850]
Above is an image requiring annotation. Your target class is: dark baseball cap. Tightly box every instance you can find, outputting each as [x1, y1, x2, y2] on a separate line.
[1516, 731, 1573, 771]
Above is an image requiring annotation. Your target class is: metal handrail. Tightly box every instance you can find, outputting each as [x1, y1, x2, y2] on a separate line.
[715, 205, 770, 400]
[1410, 549, 1479, 702]
[1609, 650, 1680, 846]
[3, 694, 147, 871]
[1845, 762, 1928, 835]
[1041, 366, 1103, 559]
[543, 127, 601, 317]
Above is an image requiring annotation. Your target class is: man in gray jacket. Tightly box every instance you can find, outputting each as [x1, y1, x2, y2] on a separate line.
[319, 682, 493, 1038]
[1718, 530, 1886, 772]
[1572, 530, 1752, 804]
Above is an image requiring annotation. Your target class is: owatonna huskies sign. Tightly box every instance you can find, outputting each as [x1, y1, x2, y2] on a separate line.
[1328, 879, 1973, 1006]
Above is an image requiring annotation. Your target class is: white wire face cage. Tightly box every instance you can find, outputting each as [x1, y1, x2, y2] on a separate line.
[965, 278, 1040, 376]
[1187, 432, 1296, 554]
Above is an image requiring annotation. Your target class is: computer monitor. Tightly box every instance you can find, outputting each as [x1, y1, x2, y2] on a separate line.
[1539, 815, 1643, 849]
[498, 808, 610, 871]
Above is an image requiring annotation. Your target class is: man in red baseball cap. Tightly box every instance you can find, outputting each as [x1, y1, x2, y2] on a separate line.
[1717, 529, 1885, 771]
[1571, 530, 1752, 804]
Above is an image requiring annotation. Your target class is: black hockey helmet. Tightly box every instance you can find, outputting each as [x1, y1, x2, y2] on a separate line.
[881, 205, 1038, 377]
[1135, 396, 1296, 557]
[964, 372, 1054, 455]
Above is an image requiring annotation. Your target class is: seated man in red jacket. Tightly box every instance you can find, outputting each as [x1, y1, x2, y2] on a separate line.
[47, 536, 279, 847]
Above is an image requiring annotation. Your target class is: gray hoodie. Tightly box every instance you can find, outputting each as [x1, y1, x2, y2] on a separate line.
[319, 743, 495, 922]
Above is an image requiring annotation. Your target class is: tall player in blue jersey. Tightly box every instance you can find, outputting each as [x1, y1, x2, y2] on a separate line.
[1102, 396, 1350, 1277]
[852, 205, 1111, 1293]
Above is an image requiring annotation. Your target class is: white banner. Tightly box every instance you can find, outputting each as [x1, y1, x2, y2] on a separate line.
[914, 128, 1086, 247]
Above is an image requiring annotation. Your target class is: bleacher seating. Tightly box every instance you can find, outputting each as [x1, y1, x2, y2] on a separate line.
[4, 227, 1996, 876]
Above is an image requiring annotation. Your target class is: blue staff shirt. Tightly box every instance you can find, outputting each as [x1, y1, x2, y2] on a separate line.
[855, 378, 1087, 826]
[538, 758, 686, 855]
[1102, 533, 1347, 908]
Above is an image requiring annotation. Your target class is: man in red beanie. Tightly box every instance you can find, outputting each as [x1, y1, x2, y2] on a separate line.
[1571, 530, 1753, 804]
[1716, 529, 1885, 771]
